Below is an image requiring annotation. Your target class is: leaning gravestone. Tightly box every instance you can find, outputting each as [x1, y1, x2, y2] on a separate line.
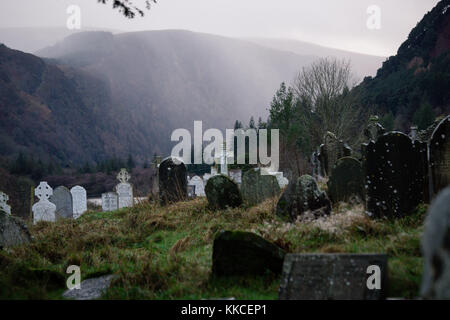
[320, 132, 352, 177]
[429, 115, 450, 198]
[32, 182, 56, 224]
[102, 192, 118, 212]
[49, 186, 73, 219]
[188, 175, 205, 197]
[365, 132, 428, 218]
[115, 169, 133, 209]
[205, 175, 242, 209]
[241, 168, 280, 206]
[212, 231, 286, 276]
[0, 207, 31, 248]
[70, 186, 87, 219]
[0, 191, 11, 215]
[276, 175, 331, 222]
[421, 187, 450, 299]
[159, 156, 187, 205]
[328, 157, 365, 204]
[279, 254, 388, 300]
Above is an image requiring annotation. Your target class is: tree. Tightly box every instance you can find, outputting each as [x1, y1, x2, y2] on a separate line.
[98, 0, 157, 18]
[127, 154, 136, 170]
[380, 111, 395, 131]
[413, 102, 435, 130]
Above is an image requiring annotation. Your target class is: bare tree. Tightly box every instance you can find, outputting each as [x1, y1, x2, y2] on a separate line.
[97, 0, 157, 18]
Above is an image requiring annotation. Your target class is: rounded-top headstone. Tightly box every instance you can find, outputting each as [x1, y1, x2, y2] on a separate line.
[429, 115, 450, 198]
[328, 157, 364, 204]
[205, 175, 243, 209]
[241, 168, 280, 206]
[158, 156, 187, 205]
[49, 186, 73, 219]
[364, 132, 428, 218]
[70, 186, 87, 219]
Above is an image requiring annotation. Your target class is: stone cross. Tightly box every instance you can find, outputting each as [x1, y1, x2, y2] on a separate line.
[32, 182, 56, 224]
[0, 191, 11, 215]
[117, 168, 131, 183]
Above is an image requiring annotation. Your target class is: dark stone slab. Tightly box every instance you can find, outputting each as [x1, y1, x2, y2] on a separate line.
[0, 209, 31, 248]
[429, 115, 450, 198]
[158, 156, 187, 205]
[241, 168, 280, 206]
[364, 132, 428, 218]
[62, 275, 115, 300]
[212, 230, 286, 276]
[278, 254, 388, 300]
[421, 187, 450, 299]
[276, 175, 331, 222]
[205, 175, 242, 209]
[49, 186, 73, 219]
[328, 157, 365, 204]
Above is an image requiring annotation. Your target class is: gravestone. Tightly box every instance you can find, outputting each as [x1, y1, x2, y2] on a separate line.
[187, 185, 196, 198]
[241, 168, 280, 206]
[320, 132, 352, 177]
[159, 156, 187, 205]
[0, 208, 31, 247]
[276, 175, 331, 222]
[203, 173, 211, 185]
[0, 191, 11, 215]
[364, 117, 386, 142]
[49, 186, 73, 219]
[102, 192, 118, 212]
[115, 169, 133, 209]
[365, 132, 428, 218]
[279, 254, 388, 300]
[228, 169, 242, 185]
[205, 175, 242, 209]
[212, 231, 286, 276]
[328, 157, 365, 204]
[0, 169, 34, 220]
[429, 115, 450, 198]
[70, 186, 87, 219]
[32, 182, 56, 224]
[62, 275, 115, 300]
[188, 176, 205, 197]
[421, 187, 450, 299]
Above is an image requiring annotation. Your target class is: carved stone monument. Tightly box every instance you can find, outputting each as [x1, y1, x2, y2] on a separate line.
[70, 186, 87, 219]
[102, 192, 118, 212]
[49, 186, 73, 219]
[115, 168, 133, 209]
[32, 182, 56, 224]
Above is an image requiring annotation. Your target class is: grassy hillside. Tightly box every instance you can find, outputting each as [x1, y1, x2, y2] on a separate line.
[0, 197, 426, 300]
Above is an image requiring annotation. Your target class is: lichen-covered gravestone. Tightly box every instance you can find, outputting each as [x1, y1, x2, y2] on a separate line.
[421, 187, 450, 299]
[279, 254, 388, 300]
[212, 231, 286, 276]
[102, 192, 118, 212]
[319, 132, 352, 177]
[429, 115, 450, 198]
[70, 186, 87, 219]
[276, 175, 331, 222]
[364, 132, 428, 218]
[32, 182, 56, 224]
[49, 186, 73, 219]
[205, 175, 242, 209]
[241, 168, 280, 206]
[158, 156, 187, 205]
[115, 168, 134, 209]
[328, 157, 365, 204]
[1, 202, 31, 248]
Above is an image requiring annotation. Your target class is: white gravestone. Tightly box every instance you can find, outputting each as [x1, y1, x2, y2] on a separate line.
[71, 186, 87, 219]
[229, 169, 242, 185]
[0, 191, 11, 215]
[115, 168, 133, 209]
[102, 192, 118, 212]
[188, 176, 205, 197]
[32, 182, 56, 224]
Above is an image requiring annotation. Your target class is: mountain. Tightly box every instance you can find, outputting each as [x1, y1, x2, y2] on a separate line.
[355, 0, 450, 130]
[246, 38, 386, 80]
[1, 30, 321, 165]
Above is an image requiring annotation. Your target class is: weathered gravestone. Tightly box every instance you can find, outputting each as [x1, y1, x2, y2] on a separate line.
[102, 192, 118, 212]
[115, 168, 133, 209]
[0, 191, 11, 215]
[188, 175, 205, 197]
[187, 185, 196, 198]
[212, 231, 286, 276]
[205, 175, 242, 209]
[241, 168, 280, 206]
[429, 115, 450, 198]
[319, 132, 352, 177]
[421, 187, 450, 299]
[328, 157, 365, 204]
[32, 182, 56, 224]
[0, 207, 31, 248]
[70, 186, 87, 219]
[159, 156, 187, 205]
[279, 254, 388, 300]
[228, 169, 242, 186]
[364, 117, 386, 142]
[49, 186, 73, 219]
[364, 132, 428, 218]
[276, 175, 331, 222]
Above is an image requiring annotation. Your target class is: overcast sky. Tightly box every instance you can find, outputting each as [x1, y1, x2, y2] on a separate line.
[0, 0, 441, 56]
